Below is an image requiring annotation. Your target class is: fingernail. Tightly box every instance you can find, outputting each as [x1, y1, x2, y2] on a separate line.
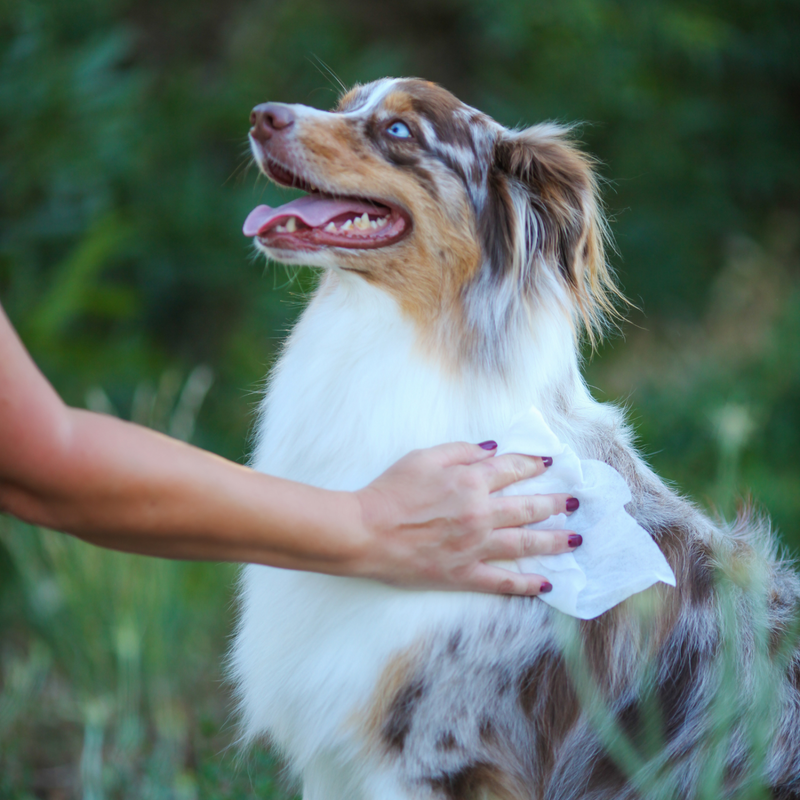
[566, 497, 580, 512]
[479, 440, 498, 450]
[568, 534, 583, 548]
[540, 581, 553, 594]
[542, 456, 553, 468]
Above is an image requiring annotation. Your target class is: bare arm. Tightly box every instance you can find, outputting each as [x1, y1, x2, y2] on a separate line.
[0, 304, 577, 594]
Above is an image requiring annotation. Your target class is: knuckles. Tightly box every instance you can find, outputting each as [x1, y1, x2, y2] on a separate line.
[456, 500, 490, 533]
[511, 455, 536, 483]
[508, 454, 541, 482]
[457, 468, 486, 495]
[522, 495, 546, 522]
[496, 577, 518, 595]
[405, 447, 431, 467]
[518, 528, 538, 558]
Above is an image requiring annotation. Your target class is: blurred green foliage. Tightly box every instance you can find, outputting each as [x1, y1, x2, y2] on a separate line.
[1, 0, 798, 795]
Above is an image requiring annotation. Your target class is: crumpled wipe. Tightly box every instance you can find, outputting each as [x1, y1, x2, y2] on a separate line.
[495, 406, 676, 620]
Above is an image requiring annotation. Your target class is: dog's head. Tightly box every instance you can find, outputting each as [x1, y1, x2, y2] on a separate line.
[244, 78, 620, 365]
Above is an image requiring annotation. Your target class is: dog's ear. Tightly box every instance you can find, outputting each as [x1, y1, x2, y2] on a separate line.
[485, 124, 623, 343]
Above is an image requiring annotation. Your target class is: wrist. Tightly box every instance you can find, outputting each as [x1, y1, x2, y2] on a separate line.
[317, 488, 377, 579]
[343, 485, 390, 581]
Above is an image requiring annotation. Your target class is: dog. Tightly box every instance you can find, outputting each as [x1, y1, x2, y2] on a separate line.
[230, 78, 800, 799]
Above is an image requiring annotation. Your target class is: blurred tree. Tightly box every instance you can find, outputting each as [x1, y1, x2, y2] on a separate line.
[0, 0, 798, 792]
[2, 0, 797, 433]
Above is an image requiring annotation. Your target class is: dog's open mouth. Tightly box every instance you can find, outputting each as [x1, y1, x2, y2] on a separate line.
[243, 158, 410, 251]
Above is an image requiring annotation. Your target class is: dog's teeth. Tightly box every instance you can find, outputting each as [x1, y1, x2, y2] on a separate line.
[376, 217, 388, 228]
[370, 219, 377, 229]
[341, 219, 353, 231]
[354, 212, 371, 231]
[276, 224, 286, 232]
[324, 222, 337, 232]
[285, 217, 297, 233]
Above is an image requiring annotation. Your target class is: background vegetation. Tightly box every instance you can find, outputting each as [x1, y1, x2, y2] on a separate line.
[1, 0, 798, 796]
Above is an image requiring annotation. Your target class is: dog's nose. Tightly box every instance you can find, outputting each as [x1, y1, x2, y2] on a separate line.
[250, 103, 295, 143]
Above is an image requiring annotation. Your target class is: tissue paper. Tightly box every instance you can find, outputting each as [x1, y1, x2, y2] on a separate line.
[496, 407, 676, 619]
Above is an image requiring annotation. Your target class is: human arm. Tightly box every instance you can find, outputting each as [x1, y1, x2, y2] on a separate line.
[0, 304, 577, 594]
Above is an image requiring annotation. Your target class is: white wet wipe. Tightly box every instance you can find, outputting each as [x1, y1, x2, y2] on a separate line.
[495, 407, 676, 619]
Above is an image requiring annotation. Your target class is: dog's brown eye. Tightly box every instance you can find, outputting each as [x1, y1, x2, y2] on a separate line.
[385, 120, 412, 139]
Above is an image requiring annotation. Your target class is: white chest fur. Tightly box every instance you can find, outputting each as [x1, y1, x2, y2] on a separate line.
[231, 274, 582, 767]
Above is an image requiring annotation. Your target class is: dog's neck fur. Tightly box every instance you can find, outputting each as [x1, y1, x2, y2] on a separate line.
[252, 269, 597, 489]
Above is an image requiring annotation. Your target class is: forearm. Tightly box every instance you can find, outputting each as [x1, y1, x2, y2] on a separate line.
[0, 407, 368, 571]
[1, 304, 576, 594]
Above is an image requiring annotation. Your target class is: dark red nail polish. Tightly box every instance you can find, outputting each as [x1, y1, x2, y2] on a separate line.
[540, 581, 553, 594]
[568, 534, 583, 548]
[479, 440, 498, 450]
[566, 497, 580, 512]
[542, 456, 553, 467]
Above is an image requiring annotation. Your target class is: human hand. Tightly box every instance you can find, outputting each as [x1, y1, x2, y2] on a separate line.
[351, 441, 580, 595]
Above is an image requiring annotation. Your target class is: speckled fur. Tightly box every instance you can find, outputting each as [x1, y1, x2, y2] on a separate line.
[231, 79, 800, 799]
[362, 425, 800, 799]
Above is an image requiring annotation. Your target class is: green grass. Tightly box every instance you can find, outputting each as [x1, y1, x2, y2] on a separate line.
[0, 517, 299, 800]
[556, 562, 800, 799]
[0, 371, 296, 799]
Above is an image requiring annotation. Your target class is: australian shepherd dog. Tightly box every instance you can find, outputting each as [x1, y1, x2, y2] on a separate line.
[230, 79, 800, 799]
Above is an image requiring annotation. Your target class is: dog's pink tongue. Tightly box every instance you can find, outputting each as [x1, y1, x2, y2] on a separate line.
[243, 195, 384, 237]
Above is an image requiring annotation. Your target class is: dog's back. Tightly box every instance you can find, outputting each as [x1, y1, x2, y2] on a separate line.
[231, 78, 800, 799]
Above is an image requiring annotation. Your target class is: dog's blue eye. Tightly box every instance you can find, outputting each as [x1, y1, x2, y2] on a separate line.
[386, 121, 412, 139]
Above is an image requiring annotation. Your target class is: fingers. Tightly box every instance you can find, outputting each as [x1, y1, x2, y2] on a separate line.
[464, 563, 554, 596]
[481, 528, 582, 560]
[490, 492, 578, 529]
[409, 443, 556, 479]
[479, 453, 550, 492]
[421, 440, 499, 468]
